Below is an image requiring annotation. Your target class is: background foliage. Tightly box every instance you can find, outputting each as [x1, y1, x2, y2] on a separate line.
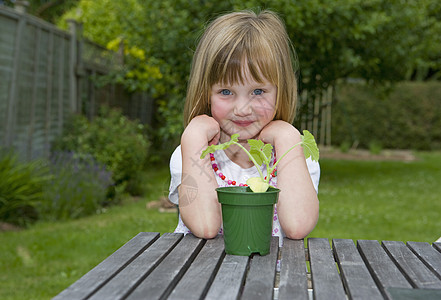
[0, 151, 49, 226]
[56, 0, 441, 152]
[0, 149, 114, 226]
[52, 107, 151, 195]
[0, 0, 78, 23]
[332, 81, 441, 150]
[40, 152, 113, 221]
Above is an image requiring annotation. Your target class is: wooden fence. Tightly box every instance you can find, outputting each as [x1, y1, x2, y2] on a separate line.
[297, 87, 333, 148]
[0, 4, 153, 160]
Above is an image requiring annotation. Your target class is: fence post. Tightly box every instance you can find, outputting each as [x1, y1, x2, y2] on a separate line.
[67, 19, 78, 113]
[4, 3, 27, 147]
[326, 86, 333, 146]
[14, 1, 29, 13]
[27, 27, 42, 160]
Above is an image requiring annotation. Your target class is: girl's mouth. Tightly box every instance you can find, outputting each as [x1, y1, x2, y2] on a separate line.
[233, 120, 254, 127]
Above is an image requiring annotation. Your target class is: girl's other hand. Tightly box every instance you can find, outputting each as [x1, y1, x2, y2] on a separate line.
[258, 120, 300, 146]
[182, 115, 220, 146]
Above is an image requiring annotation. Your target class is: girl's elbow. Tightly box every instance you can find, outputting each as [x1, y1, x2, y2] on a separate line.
[283, 217, 318, 240]
[284, 228, 309, 240]
[193, 226, 220, 239]
[187, 222, 220, 239]
[203, 229, 220, 239]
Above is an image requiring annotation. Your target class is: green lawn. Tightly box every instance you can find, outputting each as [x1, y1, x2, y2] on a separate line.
[0, 166, 177, 300]
[1, 152, 441, 299]
[310, 152, 441, 242]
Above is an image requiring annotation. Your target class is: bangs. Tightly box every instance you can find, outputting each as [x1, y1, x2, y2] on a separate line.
[208, 29, 279, 87]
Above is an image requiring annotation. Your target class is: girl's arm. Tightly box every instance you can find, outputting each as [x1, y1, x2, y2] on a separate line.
[260, 121, 319, 239]
[179, 115, 222, 238]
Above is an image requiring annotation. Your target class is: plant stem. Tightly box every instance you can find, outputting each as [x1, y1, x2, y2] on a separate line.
[265, 163, 271, 184]
[270, 141, 303, 172]
[232, 141, 265, 179]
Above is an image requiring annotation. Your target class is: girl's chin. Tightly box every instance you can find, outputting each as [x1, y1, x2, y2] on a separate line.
[220, 128, 259, 142]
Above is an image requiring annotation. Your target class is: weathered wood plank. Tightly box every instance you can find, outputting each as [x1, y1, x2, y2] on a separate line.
[53, 232, 159, 300]
[434, 242, 441, 253]
[67, 20, 77, 112]
[4, 8, 25, 147]
[241, 237, 279, 300]
[407, 241, 441, 280]
[88, 233, 183, 300]
[126, 234, 205, 300]
[278, 239, 309, 300]
[382, 241, 441, 289]
[386, 287, 441, 299]
[44, 29, 54, 148]
[308, 238, 346, 300]
[57, 36, 65, 135]
[27, 26, 40, 159]
[167, 235, 225, 300]
[204, 254, 249, 300]
[333, 239, 383, 299]
[357, 239, 412, 299]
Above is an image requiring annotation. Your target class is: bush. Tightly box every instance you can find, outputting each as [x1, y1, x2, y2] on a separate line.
[0, 150, 50, 226]
[332, 81, 441, 150]
[0, 150, 115, 225]
[39, 152, 114, 221]
[52, 106, 151, 195]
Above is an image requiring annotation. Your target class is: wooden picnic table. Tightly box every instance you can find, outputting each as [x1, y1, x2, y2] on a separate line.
[54, 232, 441, 300]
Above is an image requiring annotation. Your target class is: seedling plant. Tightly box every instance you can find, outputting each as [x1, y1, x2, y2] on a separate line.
[201, 130, 320, 192]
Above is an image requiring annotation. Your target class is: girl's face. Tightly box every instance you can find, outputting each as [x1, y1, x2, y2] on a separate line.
[210, 68, 277, 142]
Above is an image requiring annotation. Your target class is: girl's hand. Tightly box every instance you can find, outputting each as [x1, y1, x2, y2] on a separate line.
[182, 115, 220, 146]
[258, 120, 300, 147]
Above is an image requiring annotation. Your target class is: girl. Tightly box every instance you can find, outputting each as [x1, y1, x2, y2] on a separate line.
[169, 10, 320, 241]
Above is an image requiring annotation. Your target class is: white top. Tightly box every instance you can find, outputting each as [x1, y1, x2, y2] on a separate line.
[168, 145, 320, 243]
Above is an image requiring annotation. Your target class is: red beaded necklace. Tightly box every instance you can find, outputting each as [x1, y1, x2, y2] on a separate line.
[209, 152, 277, 186]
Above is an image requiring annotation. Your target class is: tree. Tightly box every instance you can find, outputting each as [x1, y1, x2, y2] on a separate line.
[0, 0, 79, 24]
[59, 0, 234, 148]
[58, 0, 441, 149]
[232, 0, 441, 88]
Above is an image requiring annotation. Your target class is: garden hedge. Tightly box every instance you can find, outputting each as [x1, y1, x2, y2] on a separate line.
[331, 81, 441, 150]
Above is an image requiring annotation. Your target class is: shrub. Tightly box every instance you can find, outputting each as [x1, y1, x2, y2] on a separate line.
[39, 152, 114, 221]
[52, 106, 151, 195]
[332, 81, 441, 150]
[0, 150, 50, 226]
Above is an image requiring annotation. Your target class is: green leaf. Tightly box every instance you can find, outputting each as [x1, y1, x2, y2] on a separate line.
[247, 139, 264, 165]
[301, 130, 320, 162]
[247, 139, 273, 166]
[262, 144, 273, 161]
[249, 149, 263, 165]
[200, 134, 239, 159]
[248, 139, 264, 150]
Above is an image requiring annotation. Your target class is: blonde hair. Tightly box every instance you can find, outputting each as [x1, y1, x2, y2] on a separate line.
[184, 10, 298, 127]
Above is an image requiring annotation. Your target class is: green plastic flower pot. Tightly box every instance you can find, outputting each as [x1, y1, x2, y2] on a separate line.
[216, 186, 280, 256]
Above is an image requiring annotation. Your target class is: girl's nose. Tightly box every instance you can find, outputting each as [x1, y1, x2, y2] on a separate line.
[233, 96, 252, 116]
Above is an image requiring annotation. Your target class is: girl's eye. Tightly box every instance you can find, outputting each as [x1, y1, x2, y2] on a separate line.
[253, 89, 264, 96]
[220, 89, 232, 96]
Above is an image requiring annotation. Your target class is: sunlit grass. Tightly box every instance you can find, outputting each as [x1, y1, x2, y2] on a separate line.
[310, 152, 441, 242]
[0, 165, 176, 300]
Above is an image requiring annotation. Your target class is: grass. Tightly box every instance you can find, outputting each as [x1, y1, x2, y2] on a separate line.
[310, 151, 441, 242]
[0, 165, 176, 300]
[1, 152, 441, 299]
